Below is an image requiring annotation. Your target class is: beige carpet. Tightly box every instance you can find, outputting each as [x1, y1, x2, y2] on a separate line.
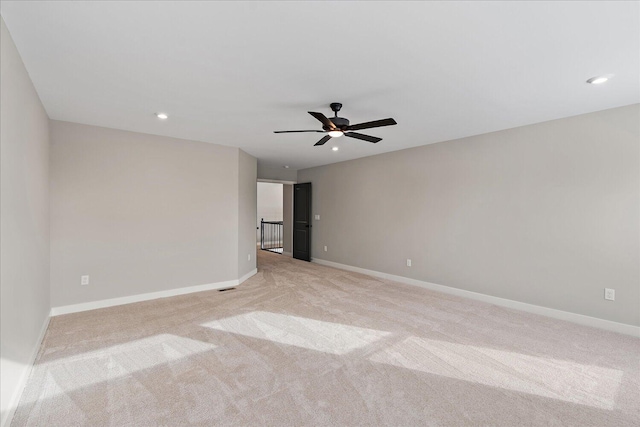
[13, 251, 640, 426]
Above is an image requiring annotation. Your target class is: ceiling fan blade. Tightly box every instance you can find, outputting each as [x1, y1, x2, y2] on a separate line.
[347, 118, 397, 131]
[314, 135, 332, 146]
[344, 132, 382, 143]
[274, 130, 325, 133]
[308, 111, 337, 130]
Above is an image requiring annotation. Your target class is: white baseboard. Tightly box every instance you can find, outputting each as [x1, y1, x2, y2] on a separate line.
[1, 313, 50, 427]
[51, 269, 258, 317]
[283, 251, 292, 257]
[239, 268, 258, 284]
[312, 258, 639, 337]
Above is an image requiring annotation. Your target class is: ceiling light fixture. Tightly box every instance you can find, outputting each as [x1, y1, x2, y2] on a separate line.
[586, 75, 611, 85]
[332, 147, 339, 151]
[155, 112, 168, 119]
[328, 130, 343, 138]
[283, 165, 290, 169]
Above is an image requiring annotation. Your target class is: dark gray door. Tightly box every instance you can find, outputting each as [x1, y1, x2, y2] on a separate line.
[293, 183, 311, 261]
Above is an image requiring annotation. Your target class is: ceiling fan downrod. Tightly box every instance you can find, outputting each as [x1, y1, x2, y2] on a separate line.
[330, 102, 342, 117]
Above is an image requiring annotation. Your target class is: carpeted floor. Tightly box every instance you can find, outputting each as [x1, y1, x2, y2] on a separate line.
[13, 251, 640, 426]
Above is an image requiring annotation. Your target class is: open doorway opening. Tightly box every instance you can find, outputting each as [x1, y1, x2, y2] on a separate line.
[257, 182, 282, 254]
[257, 182, 293, 256]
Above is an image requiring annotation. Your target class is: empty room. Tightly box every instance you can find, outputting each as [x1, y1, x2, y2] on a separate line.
[1, 1, 638, 426]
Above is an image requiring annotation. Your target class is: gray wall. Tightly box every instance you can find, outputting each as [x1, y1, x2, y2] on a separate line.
[283, 184, 293, 255]
[238, 149, 257, 278]
[299, 105, 640, 327]
[50, 121, 246, 307]
[257, 164, 297, 182]
[0, 18, 51, 423]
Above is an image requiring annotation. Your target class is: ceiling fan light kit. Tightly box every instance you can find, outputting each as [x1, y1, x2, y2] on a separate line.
[274, 102, 397, 147]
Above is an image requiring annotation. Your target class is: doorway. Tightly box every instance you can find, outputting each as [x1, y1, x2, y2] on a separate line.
[257, 182, 283, 253]
[256, 182, 294, 256]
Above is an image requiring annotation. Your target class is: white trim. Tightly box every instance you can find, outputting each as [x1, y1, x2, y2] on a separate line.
[51, 270, 258, 316]
[239, 268, 258, 284]
[283, 251, 292, 257]
[312, 258, 640, 337]
[257, 179, 297, 185]
[2, 314, 50, 427]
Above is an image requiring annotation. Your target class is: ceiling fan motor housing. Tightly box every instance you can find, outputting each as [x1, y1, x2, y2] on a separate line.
[328, 116, 349, 130]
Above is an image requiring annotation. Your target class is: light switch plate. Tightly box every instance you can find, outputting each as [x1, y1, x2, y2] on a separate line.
[314, 215, 320, 220]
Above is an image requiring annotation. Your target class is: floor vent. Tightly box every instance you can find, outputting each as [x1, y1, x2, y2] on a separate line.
[218, 287, 236, 292]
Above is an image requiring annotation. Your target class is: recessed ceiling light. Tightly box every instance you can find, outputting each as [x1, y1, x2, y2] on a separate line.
[332, 147, 339, 151]
[328, 130, 343, 138]
[283, 165, 290, 169]
[155, 112, 168, 119]
[586, 75, 612, 85]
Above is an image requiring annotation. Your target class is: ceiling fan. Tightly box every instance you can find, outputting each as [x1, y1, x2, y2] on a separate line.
[274, 103, 397, 146]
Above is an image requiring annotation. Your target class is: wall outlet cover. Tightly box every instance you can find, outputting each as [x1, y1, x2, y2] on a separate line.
[604, 288, 615, 301]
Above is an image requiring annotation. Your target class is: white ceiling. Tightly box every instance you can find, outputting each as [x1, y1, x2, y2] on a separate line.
[2, 1, 638, 170]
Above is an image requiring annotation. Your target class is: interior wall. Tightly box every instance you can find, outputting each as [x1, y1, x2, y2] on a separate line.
[298, 104, 640, 327]
[257, 164, 297, 182]
[49, 121, 242, 308]
[283, 184, 293, 255]
[238, 150, 258, 278]
[256, 182, 284, 242]
[0, 18, 51, 425]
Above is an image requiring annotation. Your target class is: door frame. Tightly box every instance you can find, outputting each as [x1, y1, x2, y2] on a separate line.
[257, 179, 295, 257]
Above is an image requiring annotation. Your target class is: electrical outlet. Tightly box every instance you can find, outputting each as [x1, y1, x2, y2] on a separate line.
[604, 288, 615, 301]
[406, 259, 412, 267]
[324, 246, 327, 252]
[81, 275, 89, 286]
